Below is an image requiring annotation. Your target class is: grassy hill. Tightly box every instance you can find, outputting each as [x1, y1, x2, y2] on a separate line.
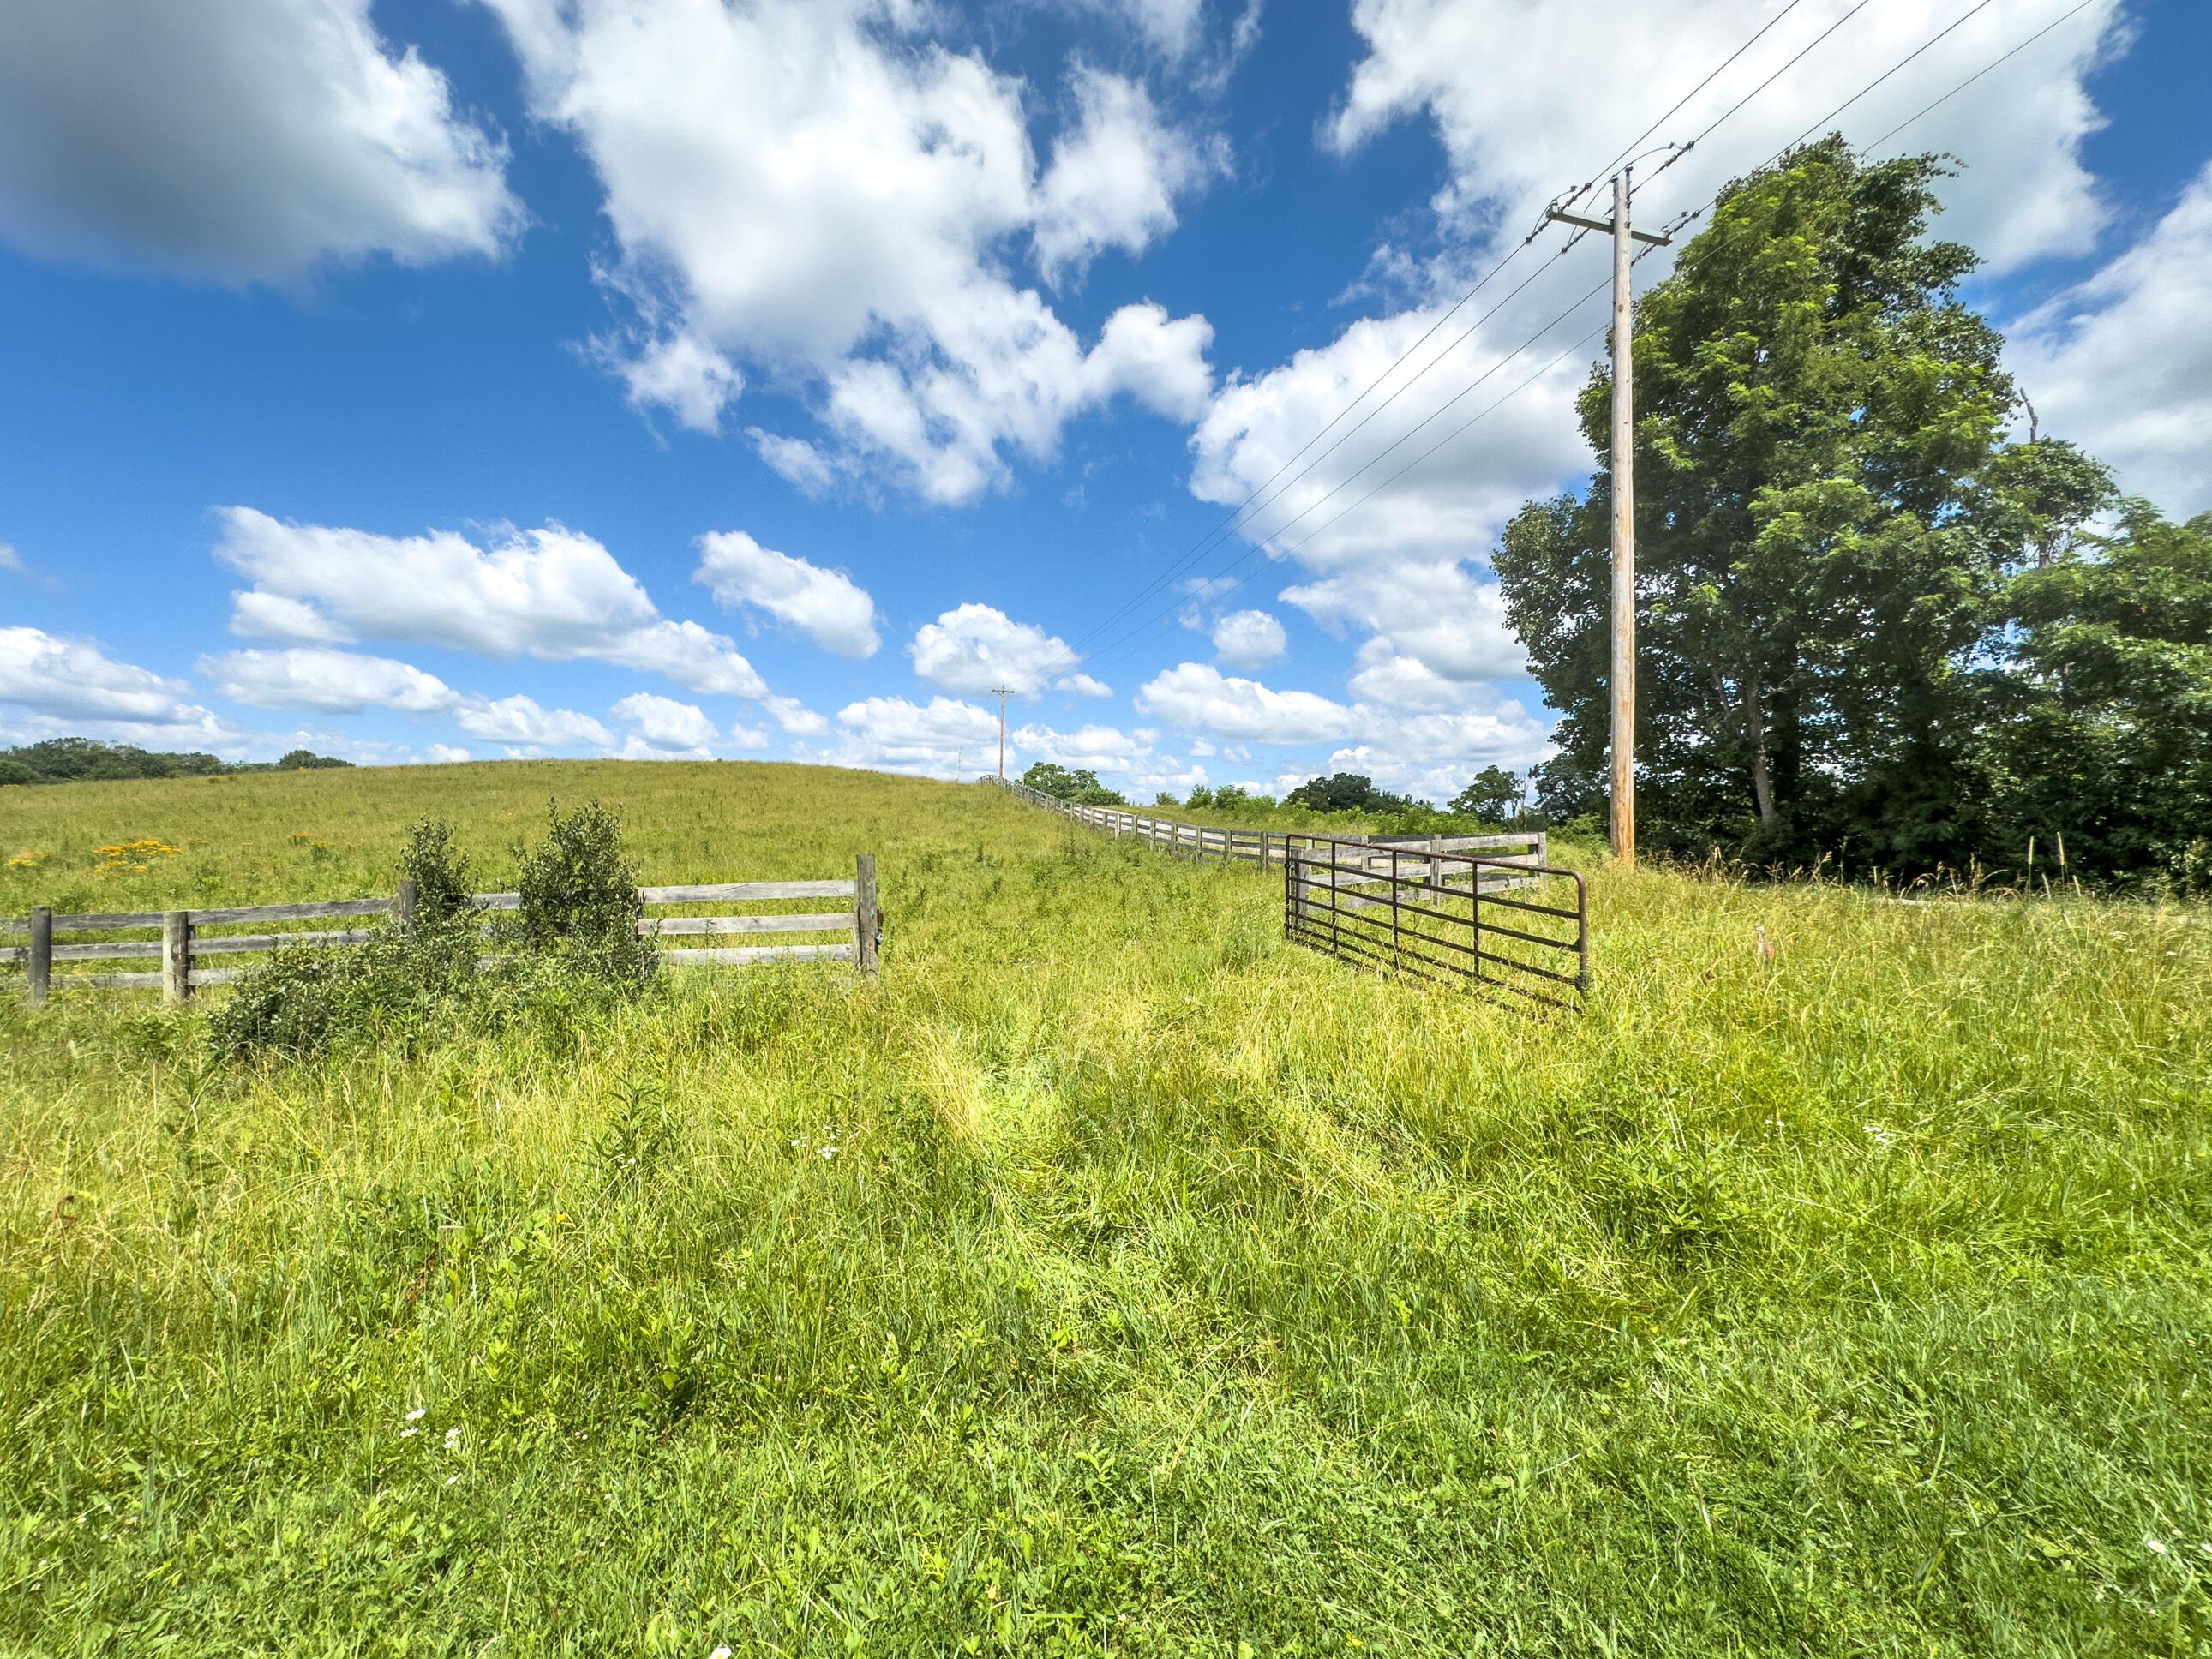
[2, 761, 2207, 1655]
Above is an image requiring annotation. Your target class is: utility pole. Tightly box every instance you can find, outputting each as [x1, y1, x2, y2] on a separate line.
[1548, 166, 1668, 864]
[992, 686, 1014, 782]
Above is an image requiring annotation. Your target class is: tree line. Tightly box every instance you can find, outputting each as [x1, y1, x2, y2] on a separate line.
[1017, 761, 1539, 832]
[1495, 136, 2208, 893]
[0, 737, 354, 786]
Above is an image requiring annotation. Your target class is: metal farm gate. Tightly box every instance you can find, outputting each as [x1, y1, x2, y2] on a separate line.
[1283, 835, 1589, 1008]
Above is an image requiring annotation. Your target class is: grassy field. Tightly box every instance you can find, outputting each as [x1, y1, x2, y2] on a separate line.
[2, 759, 2208, 1656]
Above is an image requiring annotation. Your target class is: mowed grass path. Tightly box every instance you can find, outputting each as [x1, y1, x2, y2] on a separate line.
[2, 761, 2208, 1656]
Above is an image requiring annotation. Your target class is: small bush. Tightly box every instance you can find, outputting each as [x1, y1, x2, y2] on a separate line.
[212, 807, 655, 1064]
[511, 799, 656, 988]
[400, 815, 476, 926]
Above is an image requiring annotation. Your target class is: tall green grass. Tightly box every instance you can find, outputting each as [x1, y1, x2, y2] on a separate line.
[3, 761, 2207, 1655]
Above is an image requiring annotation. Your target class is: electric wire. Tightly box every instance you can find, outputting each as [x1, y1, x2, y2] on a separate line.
[1057, 0, 2071, 687]
[998, 2, 1873, 697]
[1009, 0, 2050, 703]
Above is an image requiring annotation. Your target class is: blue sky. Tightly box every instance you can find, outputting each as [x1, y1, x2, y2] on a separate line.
[2, 0, 2207, 800]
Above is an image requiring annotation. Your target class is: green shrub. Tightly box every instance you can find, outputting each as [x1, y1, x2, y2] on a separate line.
[399, 816, 476, 925]
[211, 807, 655, 1064]
[511, 800, 656, 988]
[205, 924, 477, 1064]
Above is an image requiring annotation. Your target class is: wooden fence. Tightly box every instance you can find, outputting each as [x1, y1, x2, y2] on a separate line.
[987, 776, 1587, 1003]
[985, 776, 1550, 883]
[3, 855, 882, 1003]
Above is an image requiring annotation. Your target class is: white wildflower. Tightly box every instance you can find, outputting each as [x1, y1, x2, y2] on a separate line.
[710, 1648, 734, 1659]
[1862, 1123, 1897, 1147]
[400, 1426, 419, 1439]
[820, 1146, 837, 1159]
[404, 1407, 426, 1422]
[2144, 1536, 2167, 1554]
[445, 1426, 464, 1454]
[444, 1474, 460, 1486]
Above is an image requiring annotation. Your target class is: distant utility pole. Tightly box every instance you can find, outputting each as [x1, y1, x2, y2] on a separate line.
[1548, 165, 1669, 865]
[992, 686, 1015, 782]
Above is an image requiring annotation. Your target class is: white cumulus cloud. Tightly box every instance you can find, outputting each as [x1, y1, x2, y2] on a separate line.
[214, 507, 770, 701]
[694, 530, 880, 658]
[453, 694, 612, 752]
[479, 0, 1216, 502]
[0, 0, 519, 281]
[2009, 161, 2212, 517]
[1034, 67, 1224, 284]
[813, 693, 1001, 779]
[612, 692, 719, 756]
[1136, 662, 1359, 744]
[0, 626, 231, 735]
[909, 602, 1100, 698]
[201, 646, 454, 714]
[1210, 608, 1286, 667]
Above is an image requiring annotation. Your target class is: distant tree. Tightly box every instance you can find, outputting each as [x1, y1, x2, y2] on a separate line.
[0, 737, 227, 782]
[1184, 784, 1215, 809]
[1210, 784, 1264, 813]
[1021, 762, 1079, 797]
[0, 758, 38, 787]
[0, 737, 348, 783]
[1153, 791, 1180, 806]
[1285, 772, 1416, 815]
[1529, 756, 1600, 824]
[1020, 760, 1124, 806]
[1493, 137, 2112, 873]
[1448, 766, 1522, 823]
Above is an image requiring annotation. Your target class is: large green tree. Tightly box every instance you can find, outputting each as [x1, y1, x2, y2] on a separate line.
[1495, 137, 2107, 871]
[1988, 503, 2212, 889]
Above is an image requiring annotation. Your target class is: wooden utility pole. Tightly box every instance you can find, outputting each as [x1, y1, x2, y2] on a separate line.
[992, 686, 1014, 782]
[1548, 166, 1668, 864]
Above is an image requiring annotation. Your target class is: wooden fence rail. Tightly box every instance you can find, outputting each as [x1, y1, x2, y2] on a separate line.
[3, 856, 883, 1003]
[986, 776, 1588, 1003]
[984, 776, 1548, 887]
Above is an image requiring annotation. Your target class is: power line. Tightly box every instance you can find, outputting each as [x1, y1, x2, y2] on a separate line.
[1864, 0, 2099, 149]
[1117, 0, 2091, 696]
[1556, 0, 1818, 213]
[1648, 0, 2078, 257]
[1076, 321, 1618, 686]
[1072, 226, 1692, 686]
[1001, 3, 1873, 698]
[1649, 0, 1878, 177]
[1064, 282, 1618, 684]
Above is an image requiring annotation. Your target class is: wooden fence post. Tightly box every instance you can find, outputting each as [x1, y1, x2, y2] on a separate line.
[395, 876, 418, 935]
[27, 906, 51, 1005]
[854, 853, 879, 982]
[163, 911, 193, 1003]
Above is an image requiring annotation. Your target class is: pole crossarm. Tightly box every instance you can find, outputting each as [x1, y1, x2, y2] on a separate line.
[1545, 207, 1670, 245]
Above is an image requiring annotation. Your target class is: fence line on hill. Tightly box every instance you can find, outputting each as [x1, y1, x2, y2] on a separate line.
[984, 777, 1587, 1003]
[984, 776, 1551, 877]
[3, 856, 883, 1003]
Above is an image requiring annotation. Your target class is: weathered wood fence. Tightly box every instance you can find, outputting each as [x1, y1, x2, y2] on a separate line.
[987, 776, 1587, 1003]
[986, 776, 1550, 879]
[3, 855, 882, 1003]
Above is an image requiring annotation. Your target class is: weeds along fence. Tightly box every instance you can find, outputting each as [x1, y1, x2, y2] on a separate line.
[986, 777, 1588, 1004]
[2, 855, 883, 1003]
